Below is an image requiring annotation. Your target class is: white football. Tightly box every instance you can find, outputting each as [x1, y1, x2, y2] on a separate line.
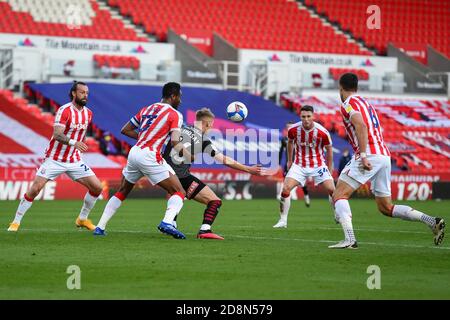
[226, 101, 248, 122]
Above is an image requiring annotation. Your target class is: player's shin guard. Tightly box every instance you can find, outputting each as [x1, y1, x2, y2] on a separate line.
[279, 191, 291, 222]
[78, 191, 100, 220]
[392, 205, 436, 227]
[200, 200, 222, 231]
[162, 192, 184, 225]
[96, 192, 125, 230]
[13, 193, 34, 224]
[334, 199, 356, 242]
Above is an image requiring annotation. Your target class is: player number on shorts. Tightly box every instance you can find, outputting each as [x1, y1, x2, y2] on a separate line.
[317, 167, 328, 177]
[80, 164, 90, 172]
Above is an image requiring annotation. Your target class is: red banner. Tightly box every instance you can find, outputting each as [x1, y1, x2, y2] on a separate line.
[178, 29, 213, 56]
[395, 43, 428, 65]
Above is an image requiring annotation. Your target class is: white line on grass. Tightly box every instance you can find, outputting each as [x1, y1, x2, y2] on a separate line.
[16, 227, 450, 250]
[228, 225, 430, 234]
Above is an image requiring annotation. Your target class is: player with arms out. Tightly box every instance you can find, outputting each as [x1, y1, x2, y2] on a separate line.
[330, 73, 445, 249]
[93, 82, 191, 239]
[7, 81, 103, 232]
[166, 108, 263, 240]
[274, 105, 335, 228]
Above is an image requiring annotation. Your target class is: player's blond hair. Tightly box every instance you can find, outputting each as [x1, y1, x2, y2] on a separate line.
[196, 108, 215, 120]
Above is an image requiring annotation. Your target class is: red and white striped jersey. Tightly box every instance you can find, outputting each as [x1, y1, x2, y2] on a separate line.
[288, 121, 332, 168]
[130, 102, 183, 154]
[340, 95, 390, 157]
[45, 103, 92, 163]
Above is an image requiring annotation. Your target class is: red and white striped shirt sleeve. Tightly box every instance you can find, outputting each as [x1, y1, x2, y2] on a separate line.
[168, 111, 183, 132]
[287, 127, 297, 140]
[341, 98, 360, 120]
[130, 108, 142, 128]
[322, 130, 332, 146]
[54, 107, 70, 127]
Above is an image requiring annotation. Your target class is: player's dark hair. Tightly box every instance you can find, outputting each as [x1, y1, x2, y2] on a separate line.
[300, 105, 314, 113]
[69, 80, 87, 99]
[162, 82, 181, 99]
[339, 73, 358, 91]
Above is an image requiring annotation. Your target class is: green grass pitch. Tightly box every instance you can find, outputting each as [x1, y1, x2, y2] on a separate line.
[0, 199, 449, 299]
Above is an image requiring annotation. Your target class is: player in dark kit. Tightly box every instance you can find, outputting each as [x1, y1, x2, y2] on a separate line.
[164, 108, 263, 240]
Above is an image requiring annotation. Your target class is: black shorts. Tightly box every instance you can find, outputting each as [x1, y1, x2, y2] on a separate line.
[179, 174, 207, 200]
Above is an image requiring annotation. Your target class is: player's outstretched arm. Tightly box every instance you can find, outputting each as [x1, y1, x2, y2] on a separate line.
[214, 153, 263, 175]
[121, 122, 138, 140]
[53, 125, 87, 152]
[171, 130, 194, 162]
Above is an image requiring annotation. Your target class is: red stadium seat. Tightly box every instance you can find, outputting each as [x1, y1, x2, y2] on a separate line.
[0, 0, 145, 42]
[307, 0, 449, 58]
[108, 0, 370, 55]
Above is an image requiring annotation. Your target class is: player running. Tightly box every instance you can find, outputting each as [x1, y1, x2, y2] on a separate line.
[330, 73, 445, 249]
[7, 81, 103, 232]
[274, 105, 335, 228]
[165, 108, 263, 240]
[93, 82, 192, 239]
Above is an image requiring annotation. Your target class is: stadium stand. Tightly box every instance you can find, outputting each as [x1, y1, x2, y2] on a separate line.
[93, 54, 141, 79]
[93, 54, 140, 70]
[0, 0, 147, 41]
[17, 83, 448, 174]
[0, 88, 127, 166]
[329, 67, 370, 81]
[107, 0, 372, 55]
[305, 0, 449, 57]
[281, 93, 450, 174]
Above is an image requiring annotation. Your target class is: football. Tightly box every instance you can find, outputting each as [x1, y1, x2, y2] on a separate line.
[226, 101, 248, 122]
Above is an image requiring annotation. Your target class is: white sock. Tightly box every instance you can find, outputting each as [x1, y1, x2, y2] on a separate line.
[13, 196, 33, 224]
[392, 205, 435, 228]
[279, 194, 291, 222]
[335, 199, 356, 242]
[97, 196, 122, 230]
[162, 194, 184, 224]
[200, 224, 211, 231]
[78, 192, 99, 220]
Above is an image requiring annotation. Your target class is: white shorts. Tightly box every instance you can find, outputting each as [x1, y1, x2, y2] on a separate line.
[36, 158, 95, 181]
[286, 164, 332, 186]
[122, 146, 175, 185]
[339, 154, 391, 197]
